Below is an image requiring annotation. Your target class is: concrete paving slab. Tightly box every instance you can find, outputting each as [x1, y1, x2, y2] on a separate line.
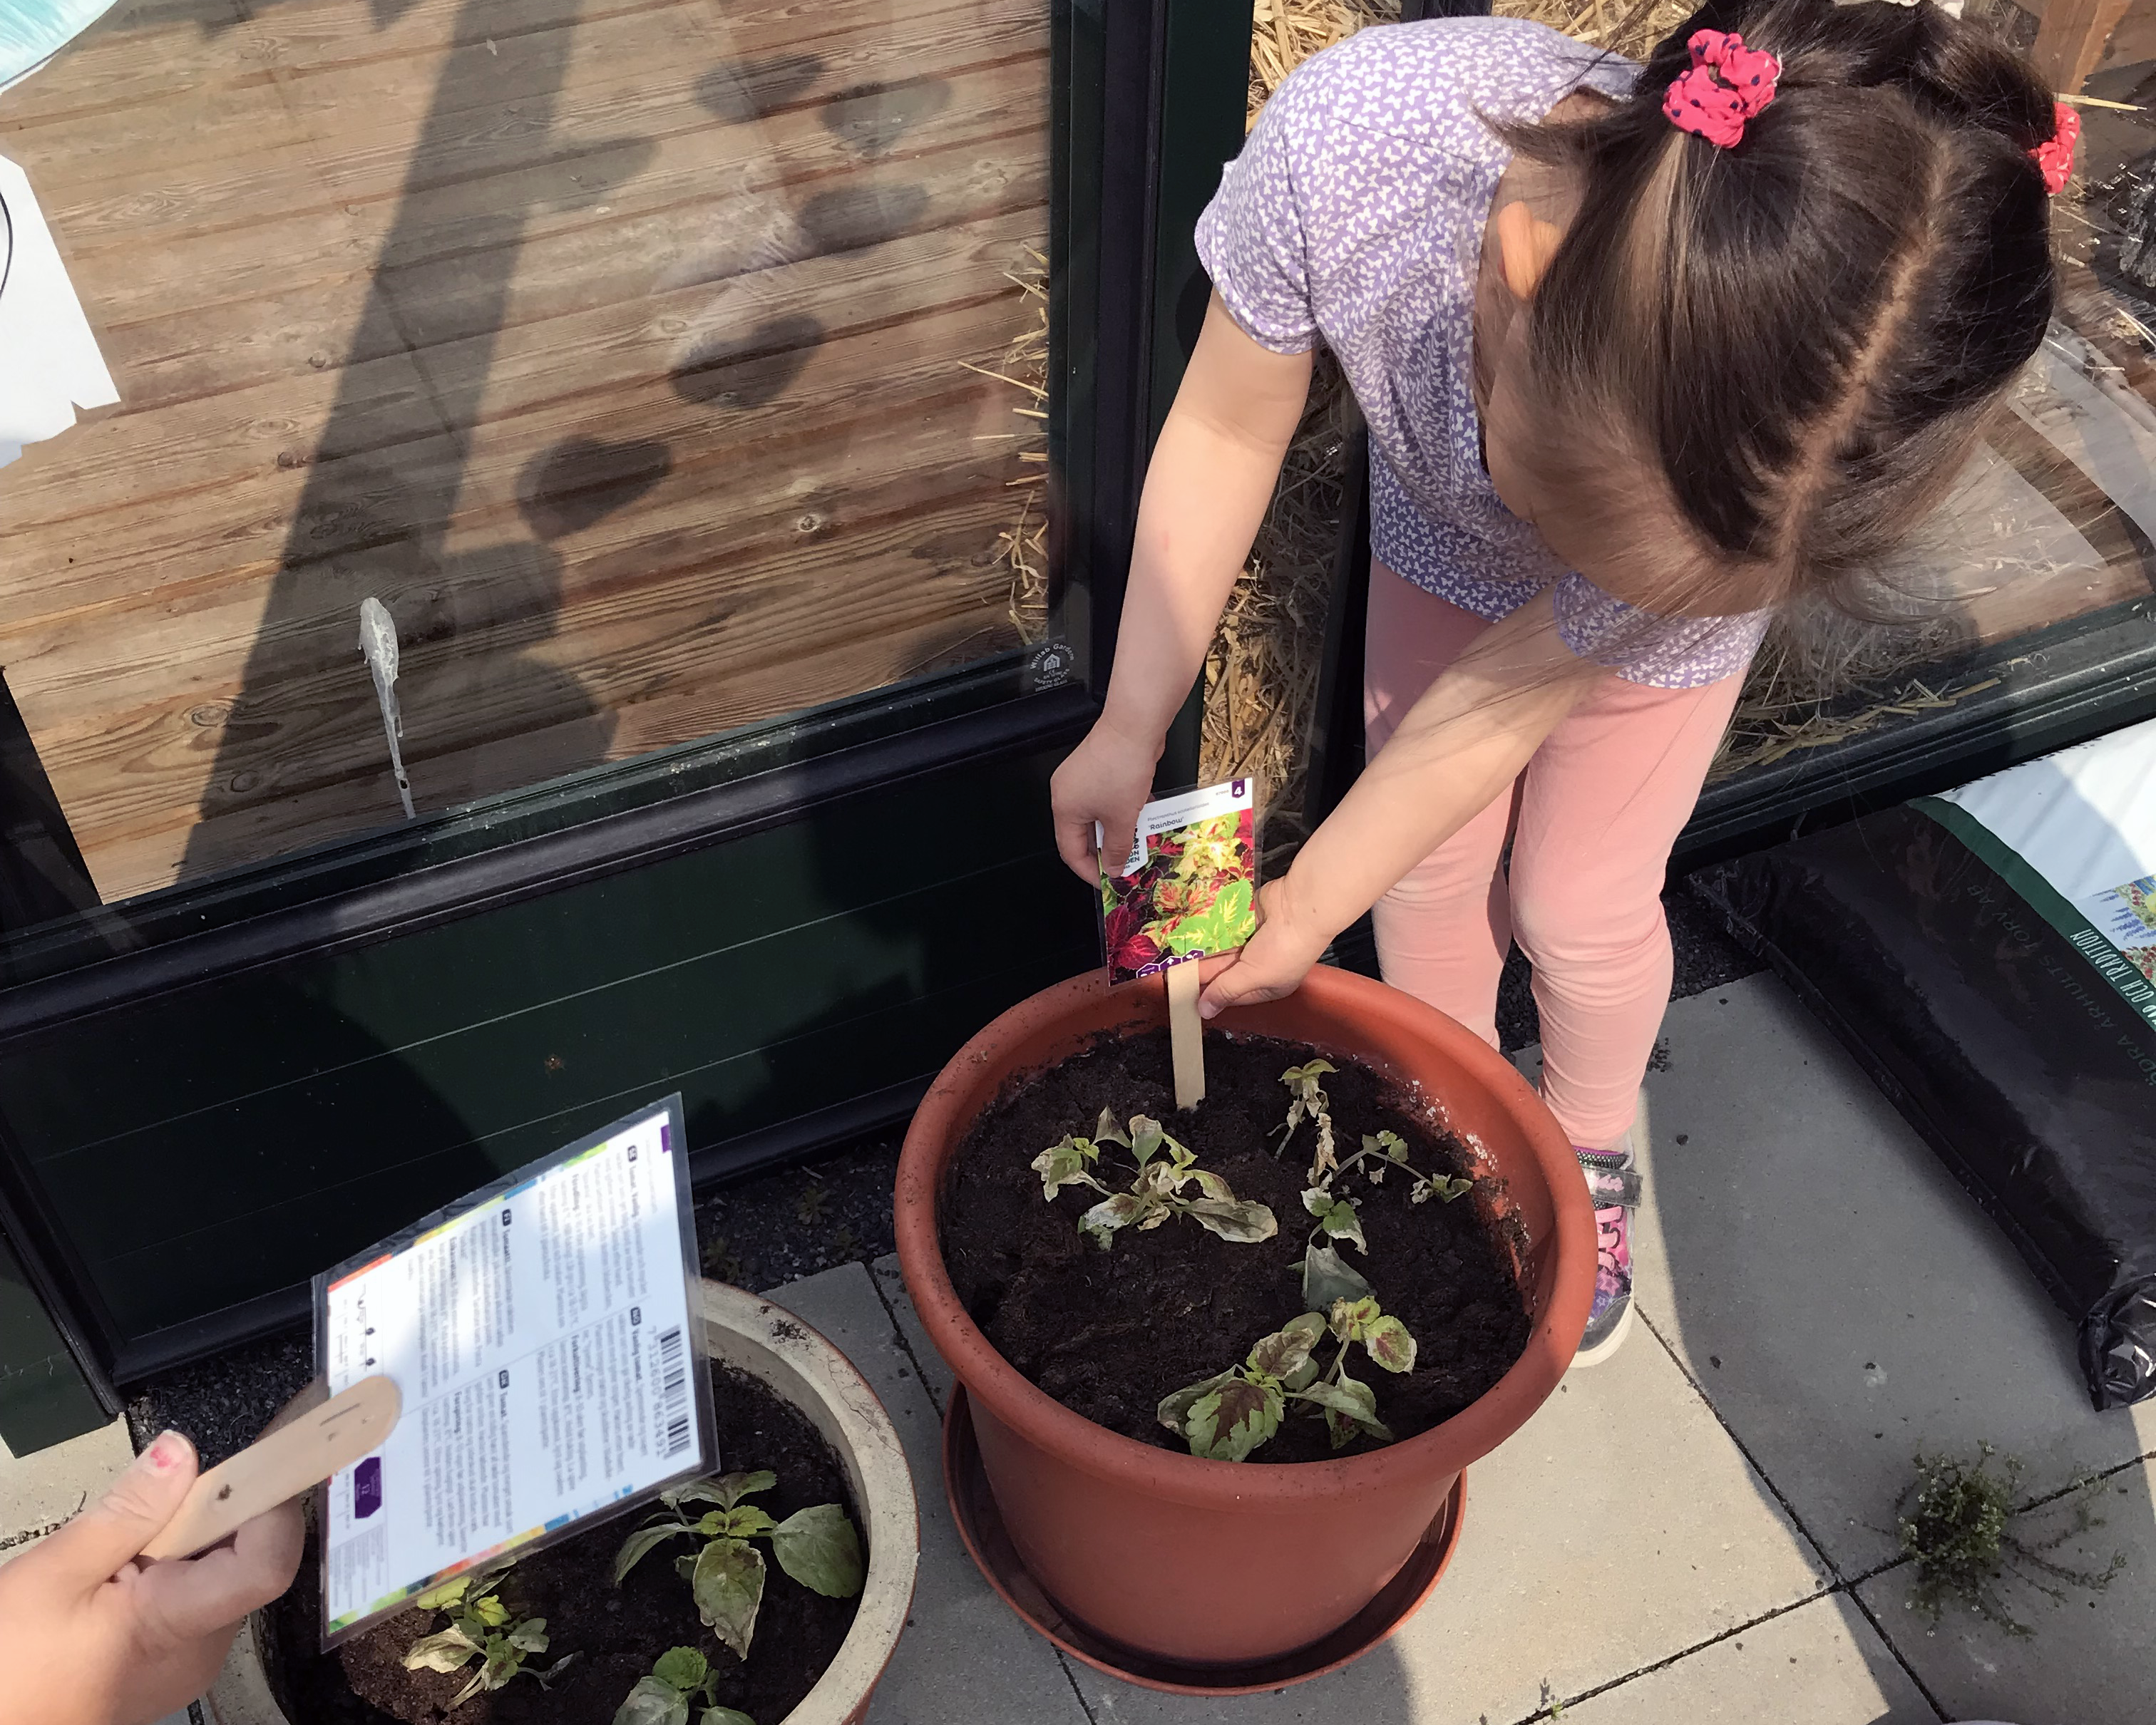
[1857, 1456, 2155, 1725]
[1069, 1323, 1830, 1725]
[870, 1254, 952, 1413]
[1629, 975, 2156, 1576]
[0, 1415, 133, 1563]
[763, 1265, 1087, 1725]
[1557, 1594, 1933, 1725]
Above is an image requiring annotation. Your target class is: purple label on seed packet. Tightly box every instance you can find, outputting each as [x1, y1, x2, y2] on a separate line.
[354, 1457, 382, 1519]
[660, 1123, 672, 1154]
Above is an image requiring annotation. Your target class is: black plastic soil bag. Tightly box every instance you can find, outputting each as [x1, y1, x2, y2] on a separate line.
[1696, 795, 2156, 1411]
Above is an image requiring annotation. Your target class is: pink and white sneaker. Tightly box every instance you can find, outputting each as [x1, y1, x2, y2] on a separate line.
[1572, 1146, 1640, 1366]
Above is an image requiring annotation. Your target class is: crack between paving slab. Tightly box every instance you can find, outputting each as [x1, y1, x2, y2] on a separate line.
[1636, 1308, 1844, 1582]
[1053, 1651, 1104, 1723]
[1504, 1585, 1844, 1724]
[1633, 1309, 1952, 1720]
[866, 1267, 946, 1418]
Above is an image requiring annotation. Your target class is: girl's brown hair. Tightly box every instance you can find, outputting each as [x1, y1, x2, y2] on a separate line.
[1508, 0, 2058, 612]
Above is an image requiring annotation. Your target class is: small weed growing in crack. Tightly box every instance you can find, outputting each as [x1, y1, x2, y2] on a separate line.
[1896, 1443, 2125, 1636]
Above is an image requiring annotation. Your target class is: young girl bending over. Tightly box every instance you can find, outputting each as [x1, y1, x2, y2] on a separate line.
[1049, 0, 2068, 1361]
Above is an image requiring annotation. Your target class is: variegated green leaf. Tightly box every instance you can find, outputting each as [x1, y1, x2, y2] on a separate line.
[615, 1523, 690, 1585]
[506, 1617, 549, 1653]
[652, 1647, 710, 1691]
[1329, 1296, 1382, 1342]
[535, 1653, 578, 1689]
[1093, 1106, 1129, 1147]
[701, 1711, 758, 1725]
[1031, 1138, 1103, 1200]
[1369, 1131, 1409, 1163]
[614, 1674, 692, 1725]
[674, 1552, 697, 1581]
[692, 1538, 766, 1660]
[1296, 1243, 1373, 1311]
[769, 1503, 866, 1599]
[1189, 1168, 1233, 1202]
[401, 1627, 480, 1674]
[1297, 1371, 1393, 1448]
[472, 1594, 510, 1628]
[718, 1506, 777, 1540]
[1363, 1314, 1417, 1374]
[1322, 1200, 1365, 1252]
[1079, 1191, 1157, 1246]
[413, 1575, 472, 1612]
[712, 1470, 778, 1510]
[1184, 1376, 1285, 1462]
[1181, 1198, 1278, 1243]
[1244, 1314, 1323, 1381]
[1126, 1114, 1166, 1165]
[1157, 1369, 1240, 1432]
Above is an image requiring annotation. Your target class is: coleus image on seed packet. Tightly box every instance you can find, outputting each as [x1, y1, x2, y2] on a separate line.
[1099, 779, 1259, 984]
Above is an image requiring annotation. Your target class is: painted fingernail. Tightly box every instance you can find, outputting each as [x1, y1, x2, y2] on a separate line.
[147, 1431, 187, 1471]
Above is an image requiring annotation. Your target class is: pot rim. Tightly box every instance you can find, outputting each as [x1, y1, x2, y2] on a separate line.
[893, 964, 1596, 1513]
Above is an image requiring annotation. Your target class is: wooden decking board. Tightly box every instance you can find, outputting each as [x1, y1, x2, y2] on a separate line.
[0, 257, 1035, 631]
[65, 495, 1021, 900]
[0, 0, 1030, 134]
[6, 367, 1020, 744]
[48, 59, 1042, 353]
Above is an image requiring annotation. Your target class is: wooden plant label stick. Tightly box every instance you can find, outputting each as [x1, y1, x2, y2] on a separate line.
[1167, 957, 1205, 1111]
[140, 1375, 401, 1562]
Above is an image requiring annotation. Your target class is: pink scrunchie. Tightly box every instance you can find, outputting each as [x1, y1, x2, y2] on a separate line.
[1662, 29, 1782, 150]
[2031, 101, 2079, 195]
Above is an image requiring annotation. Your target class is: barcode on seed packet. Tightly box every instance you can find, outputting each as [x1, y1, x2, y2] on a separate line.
[1099, 779, 1259, 985]
[657, 1324, 691, 1456]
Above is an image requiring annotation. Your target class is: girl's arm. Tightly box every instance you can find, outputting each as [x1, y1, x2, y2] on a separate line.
[1049, 297, 1313, 879]
[1198, 589, 1609, 1016]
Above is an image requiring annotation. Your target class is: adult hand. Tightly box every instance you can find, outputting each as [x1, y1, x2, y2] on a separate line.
[1196, 878, 1333, 1019]
[0, 1428, 304, 1725]
[1049, 716, 1162, 883]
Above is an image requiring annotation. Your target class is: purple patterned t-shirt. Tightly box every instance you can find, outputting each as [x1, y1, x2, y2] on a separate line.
[1194, 16, 1770, 689]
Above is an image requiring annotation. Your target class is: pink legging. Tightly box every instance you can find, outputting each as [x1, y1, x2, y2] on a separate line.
[1362, 565, 1745, 1151]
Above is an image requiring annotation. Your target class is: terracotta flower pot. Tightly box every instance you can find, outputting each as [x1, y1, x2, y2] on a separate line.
[894, 964, 1594, 1667]
[206, 1279, 918, 1725]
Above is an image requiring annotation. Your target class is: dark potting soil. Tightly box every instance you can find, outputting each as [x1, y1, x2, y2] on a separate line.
[940, 1028, 1534, 1464]
[270, 1364, 861, 1725]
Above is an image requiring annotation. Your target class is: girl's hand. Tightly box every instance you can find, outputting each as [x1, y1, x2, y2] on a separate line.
[1196, 879, 1332, 1018]
[0, 1429, 304, 1725]
[1050, 716, 1161, 882]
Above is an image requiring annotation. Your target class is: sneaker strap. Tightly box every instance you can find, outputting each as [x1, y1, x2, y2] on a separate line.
[1575, 1147, 1641, 1210]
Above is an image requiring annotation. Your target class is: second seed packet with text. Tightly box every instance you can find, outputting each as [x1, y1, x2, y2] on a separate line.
[1099, 778, 1260, 984]
[313, 1096, 715, 1647]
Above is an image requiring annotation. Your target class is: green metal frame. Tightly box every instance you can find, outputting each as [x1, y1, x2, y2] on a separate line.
[0, 0, 1261, 1452]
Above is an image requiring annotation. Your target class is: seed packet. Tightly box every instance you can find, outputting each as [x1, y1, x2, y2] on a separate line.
[313, 1096, 713, 1647]
[1099, 778, 1259, 984]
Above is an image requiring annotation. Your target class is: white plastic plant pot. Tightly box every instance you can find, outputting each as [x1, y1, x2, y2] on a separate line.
[205, 1278, 920, 1725]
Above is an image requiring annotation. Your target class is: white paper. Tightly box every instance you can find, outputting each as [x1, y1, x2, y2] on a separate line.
[0, 154, 118, 465]
[318, 1103, 707, 1637]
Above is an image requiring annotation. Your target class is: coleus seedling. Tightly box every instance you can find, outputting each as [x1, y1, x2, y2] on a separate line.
[1273, 1060, 1338, 1175]
[401, 1556, 576, 1707]
[612, 1646, 756, 1725]
[1032, 1107, 1277, 1249]
[1157, 1297, 1420, 1460]
[1291, 1128, 1474, 1310]
[613, 1471, 866, 1661]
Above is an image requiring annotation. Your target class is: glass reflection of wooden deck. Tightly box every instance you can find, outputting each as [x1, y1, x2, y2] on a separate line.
[0, 0, 1048, 903]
